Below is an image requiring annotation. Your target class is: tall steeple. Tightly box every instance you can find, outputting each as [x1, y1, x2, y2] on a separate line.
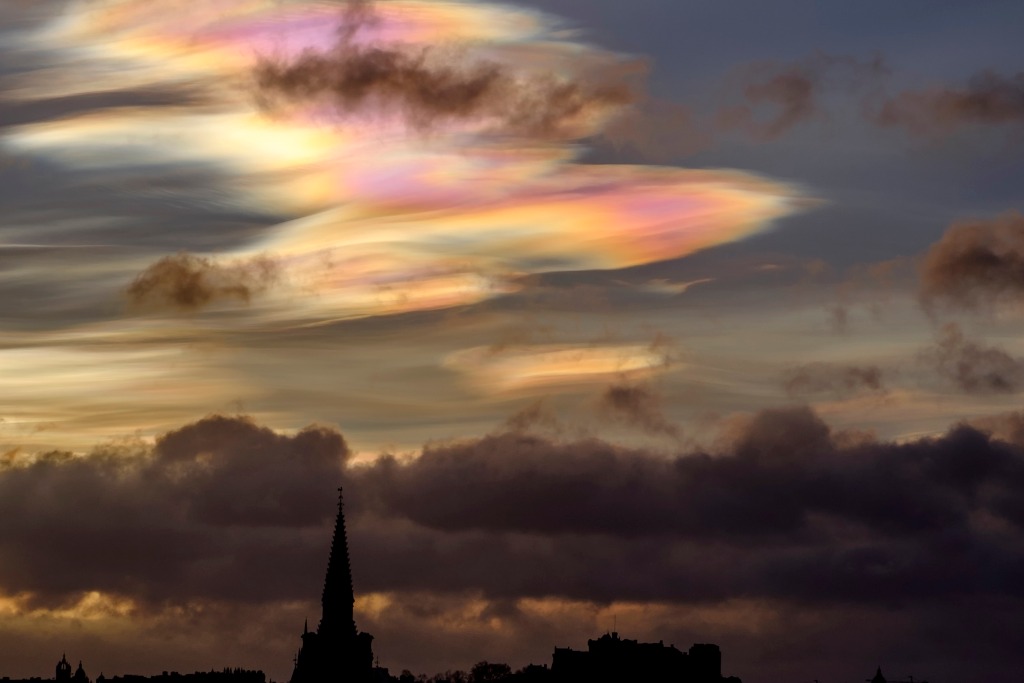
[319, 486, 356, 639]
[290, 486, 374, 683]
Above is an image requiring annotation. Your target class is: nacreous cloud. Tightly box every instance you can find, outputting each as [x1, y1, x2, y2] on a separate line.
[6, 0, 801, 326]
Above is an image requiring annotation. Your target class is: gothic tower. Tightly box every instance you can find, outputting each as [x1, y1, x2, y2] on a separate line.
[56, 655, 72, 682]
[290, 487, 374, 683]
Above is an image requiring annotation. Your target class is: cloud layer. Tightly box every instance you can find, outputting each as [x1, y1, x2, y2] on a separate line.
[3, 409, 1024, 679]
[10, 409, 1024, 608]
[0, 416, 346, 605]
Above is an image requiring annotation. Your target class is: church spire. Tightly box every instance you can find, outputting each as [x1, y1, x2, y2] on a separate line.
[318, 486, 356, 639]
[290, 486, 374, 683]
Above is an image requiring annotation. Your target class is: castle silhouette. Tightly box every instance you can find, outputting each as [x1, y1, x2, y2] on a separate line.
[551, 633, 739, 683]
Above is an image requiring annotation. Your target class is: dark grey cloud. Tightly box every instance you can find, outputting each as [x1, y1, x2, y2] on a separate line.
[126, 252, 280, 312]
[593, 52, 890, 156]
[718, 60, 1024, 144]
[4, 409, 1024, 681]
[920, 323, 1024, 394]
[704, 57, 1024, 147]
[874, 70, 1024, 134]
[598, 383, 679, 437]
[0, 415, 346, 607]
[345, 405, 1024, 606]
[783, 363, 885, 398]
[352, 406, 1012, 541]
[716, 53, 887, 141]
[971, 410, 1024, 445]
[8, 408, 1024, 610]
[502, 400, 564, 435]
[919, 212, 1024, 312]
[717, 66, 816, 141]
[253, 3, 638, 140]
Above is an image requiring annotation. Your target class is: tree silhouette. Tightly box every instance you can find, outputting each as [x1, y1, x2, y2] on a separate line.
[470, 662, 511, 683]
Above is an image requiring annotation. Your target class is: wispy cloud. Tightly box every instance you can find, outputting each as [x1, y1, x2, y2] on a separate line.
[784, 363, 886, 398]
[920, 323, 1024, 395]
[874, 70, 1024, 134]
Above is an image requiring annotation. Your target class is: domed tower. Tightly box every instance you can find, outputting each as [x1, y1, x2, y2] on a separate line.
[56, 655, 72, 682]
[73, 660, 89, 683]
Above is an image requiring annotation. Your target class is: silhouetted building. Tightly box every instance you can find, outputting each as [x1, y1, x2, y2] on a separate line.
[864, 666, 929, 683]
[56, 657, 73, 683]
[551, 632, 739, 683]
[290, 487, 375, 683]
[100, 669, 265, 683]
[51, 656, 87, 683]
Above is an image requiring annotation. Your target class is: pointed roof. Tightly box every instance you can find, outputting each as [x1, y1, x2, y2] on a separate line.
[318, 486, 357, 638]
[872, 666, 887, 683]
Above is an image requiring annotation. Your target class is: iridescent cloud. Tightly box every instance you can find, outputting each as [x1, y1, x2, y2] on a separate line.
[0, 0, 809, 453]
[444, 343, 672, 393]
[6, 0, 802, 324]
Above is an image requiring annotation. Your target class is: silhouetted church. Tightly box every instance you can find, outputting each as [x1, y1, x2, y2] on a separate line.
[289, 487, 375, 683]
[552, 632, 740, 683]
[0, 656, 263, 683]
[55, 656, 89, 683]
[867, 666, 927, 683]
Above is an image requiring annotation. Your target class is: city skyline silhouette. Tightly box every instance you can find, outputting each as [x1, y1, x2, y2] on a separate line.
[2, 0, 1024, 681]
[2, 485, 933, 683]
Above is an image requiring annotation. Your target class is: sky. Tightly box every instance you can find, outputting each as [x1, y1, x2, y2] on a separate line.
[2, 0, 1024, 681]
